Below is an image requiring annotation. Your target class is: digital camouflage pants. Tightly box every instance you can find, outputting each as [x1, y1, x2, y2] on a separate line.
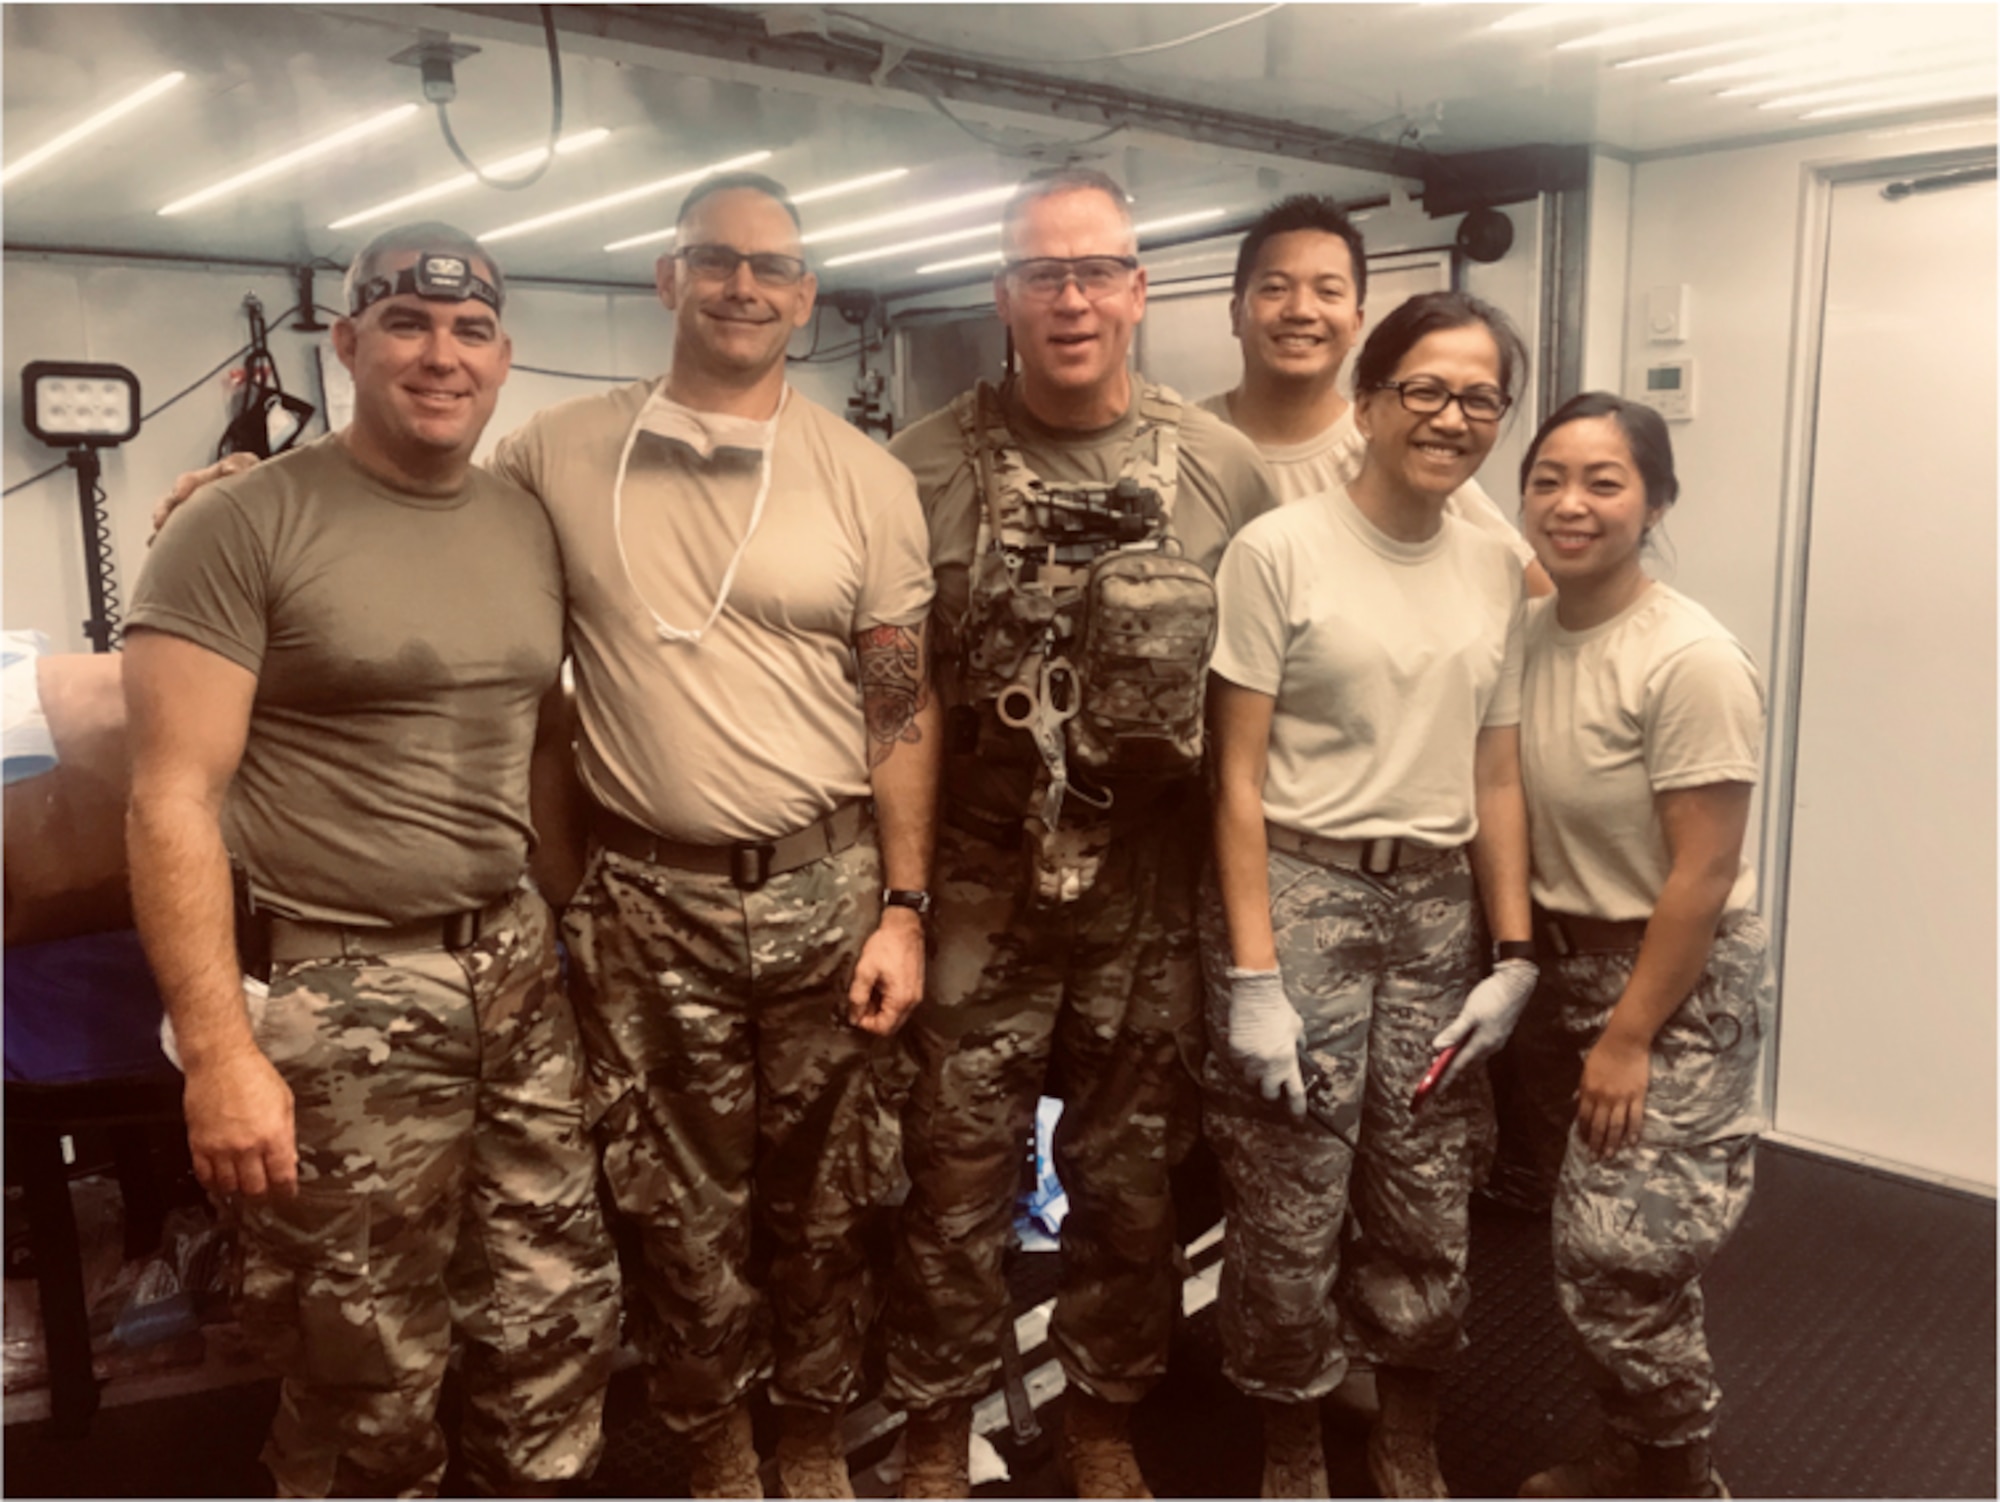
[561, 837, 912, 1433]
[1513, 912, 1770, 1446]
[237, 884, 620, 1498]
[884, 795, 1205, 1410]
[1200, 845, 1489, 1402]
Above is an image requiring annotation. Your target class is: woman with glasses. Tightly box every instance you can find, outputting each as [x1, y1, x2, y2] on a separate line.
[1203, 290, 1538, 1499]
[1509, 395, 1765, 1501]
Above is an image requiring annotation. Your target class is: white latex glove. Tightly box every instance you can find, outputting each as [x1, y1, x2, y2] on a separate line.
[1226, 967, 1307, 1117]
[1430, 958, 1539, 1092]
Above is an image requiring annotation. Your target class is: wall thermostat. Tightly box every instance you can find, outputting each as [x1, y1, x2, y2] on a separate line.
[1637, 359, 1695, 421]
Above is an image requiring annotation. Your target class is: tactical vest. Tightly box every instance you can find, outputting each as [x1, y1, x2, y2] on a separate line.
[948, 379, 1218, 854]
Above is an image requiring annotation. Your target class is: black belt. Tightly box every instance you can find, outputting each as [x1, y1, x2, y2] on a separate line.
[264, 887, 519, 965]
[1265, 823, 1460, 877]
[590, 800, 870, 891]
[1535, 907, 1651, 957]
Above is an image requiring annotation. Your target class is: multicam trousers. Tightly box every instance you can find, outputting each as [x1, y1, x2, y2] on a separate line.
[237, 884, 620, 1498]
[1518, 911, 1770, 1446]
[884, 794, 1205, 1409]
[1200, 844, 1489, 1402]
[561, 836, 911, 1432]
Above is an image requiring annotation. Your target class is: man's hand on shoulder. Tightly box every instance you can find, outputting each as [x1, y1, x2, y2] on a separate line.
[183, 1041, 299, 1200]
[151, 451, 260, 539]
[847, 906, 926, 1036]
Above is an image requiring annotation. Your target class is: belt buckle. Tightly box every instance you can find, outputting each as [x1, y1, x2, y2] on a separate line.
[443, 909, 482, 951]
[1360, 837, 1400, 877]
[732, 842, 776, 892]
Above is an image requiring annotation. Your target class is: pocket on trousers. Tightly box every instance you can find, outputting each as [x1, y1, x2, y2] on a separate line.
[238, 1190, 394, 1388]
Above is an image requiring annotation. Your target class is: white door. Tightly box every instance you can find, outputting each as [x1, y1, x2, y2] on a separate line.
[1776, 169, 1997, 1188]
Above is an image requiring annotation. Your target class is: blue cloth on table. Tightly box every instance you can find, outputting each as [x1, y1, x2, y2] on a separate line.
[4, 929, 177, 1084]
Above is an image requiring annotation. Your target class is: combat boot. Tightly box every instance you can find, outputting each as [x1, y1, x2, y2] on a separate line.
[900, 1400, 973, 1500]
[776, 1405, 854, 1499]
[1518, 1433, 1730, 1499]
[688, 1403, 763, 1499]
[1367, 1366, 1449, 1498]
[1259, 1398, 1328, 1499]
[1061, 1389, 1153, 1499]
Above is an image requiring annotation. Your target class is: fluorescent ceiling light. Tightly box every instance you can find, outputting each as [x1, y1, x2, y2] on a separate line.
[605, 226, 678, 254]
[1615, 35, 1805, 71]
[603, 165, 910, 254]
[791, 167, 910, 206]
[160, 104, 419, 215]
[918, 208, 1230, 275]
[823, 221, 999, 269]
[1755, 69, 1995, 111]
[3, 71, 186, 187]
[802, 186, 1018, 246]
[1804, 87, 1998, 121]
[1555, 13, 1739, 53]
[1667, 38, 1959, 89]
[1488, 5, 1615, 34]
[482, 149, 773, 242]
[328, 130, 610, 230]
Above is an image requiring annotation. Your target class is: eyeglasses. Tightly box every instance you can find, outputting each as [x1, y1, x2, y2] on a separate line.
[675, 244, 809, 288]
[1002, 255, 1140, 301]
[1372, 378, 1513, 423]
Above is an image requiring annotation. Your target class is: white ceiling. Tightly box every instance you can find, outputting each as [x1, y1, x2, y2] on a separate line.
[3, 3, 1994, 301]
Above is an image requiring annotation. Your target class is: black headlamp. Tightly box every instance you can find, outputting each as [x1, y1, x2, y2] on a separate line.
[349, 252, 504, 318]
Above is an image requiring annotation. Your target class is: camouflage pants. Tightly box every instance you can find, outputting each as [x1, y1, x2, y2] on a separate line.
[561, 836, 911, 1432]
[884, 797, 1204, 1409]
[1200, 846, 1490, 1401]
[237, 884, 620, 1498]
[1520, 913, 1770, 1446]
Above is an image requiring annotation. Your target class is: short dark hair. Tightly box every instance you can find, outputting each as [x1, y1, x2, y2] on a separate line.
[677, 171, 803, 234]
[1000, 166, 1135, 254]
[1231, 194, 1368, 306]
[1520, 391, 1680, 511]
[343, 221, 503, 314]
[1352, 290, 1529, 401]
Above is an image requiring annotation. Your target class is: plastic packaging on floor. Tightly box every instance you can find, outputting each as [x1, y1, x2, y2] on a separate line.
[4, 1176, 231, 1396]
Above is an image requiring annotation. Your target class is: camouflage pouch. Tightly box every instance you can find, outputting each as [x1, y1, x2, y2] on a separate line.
[1067, 543, 1217, 779]
[1022, 810, 1113, 907]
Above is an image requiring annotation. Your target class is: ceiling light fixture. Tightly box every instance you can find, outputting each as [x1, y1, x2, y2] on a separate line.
[328, 129, 611, 231]
[1754, 68, 1995, 111]
[1555, 13, 1740, 53]
[1614, 34, 1819, 71]
[917, 208, 1231, 275]
[1488, 5, 1616, 34]
[823, 221, 999, 269]
[1665, 36, 1957, 89]
[482, 149, 773, 242]
[3, 70, 187, 187]
[792, 167, 911, 206]
[1803, 86, 1999, 121]
[159, 104, 421, 216]
[801, 186, 1019, 246]
[603, 166, 910, 254]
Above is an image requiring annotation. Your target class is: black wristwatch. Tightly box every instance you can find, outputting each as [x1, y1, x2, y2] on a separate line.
[883, 888, 934, 922]
[1494, 939, 1538, 966]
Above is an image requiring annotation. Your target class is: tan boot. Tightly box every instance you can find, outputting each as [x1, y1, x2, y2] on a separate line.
[689, 1403, 764, 1499]
[777, 1405, 854, 1499]
[900, 1400, 974, 1500]
[1260, 1398, 1328, 1499]
[1367, 1366, 1449, 1499]
[1061, 1390, 1153, 1499]
[1519, 1434, 1729, 1499]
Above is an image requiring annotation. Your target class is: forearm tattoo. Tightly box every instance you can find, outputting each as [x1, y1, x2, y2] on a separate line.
[857, 623, 929, 769]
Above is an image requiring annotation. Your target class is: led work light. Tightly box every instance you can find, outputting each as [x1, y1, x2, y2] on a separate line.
[22, 361, 141, 447]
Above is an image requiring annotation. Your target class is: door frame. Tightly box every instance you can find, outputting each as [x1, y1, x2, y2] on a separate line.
[1759, 143, 1999, 1172]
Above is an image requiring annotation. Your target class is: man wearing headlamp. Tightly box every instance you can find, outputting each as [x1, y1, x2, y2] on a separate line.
[126, 222, 620, 1498]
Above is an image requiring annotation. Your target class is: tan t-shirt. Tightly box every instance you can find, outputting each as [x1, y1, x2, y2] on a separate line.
[491, 381, 933, 842]
[894, 380, 1278, 822]
[1196, 392, 1538, 567]
[1521, 584, 1764, 922]
[127, 434, 563, 925]
[1212, 485, 1525, 846]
